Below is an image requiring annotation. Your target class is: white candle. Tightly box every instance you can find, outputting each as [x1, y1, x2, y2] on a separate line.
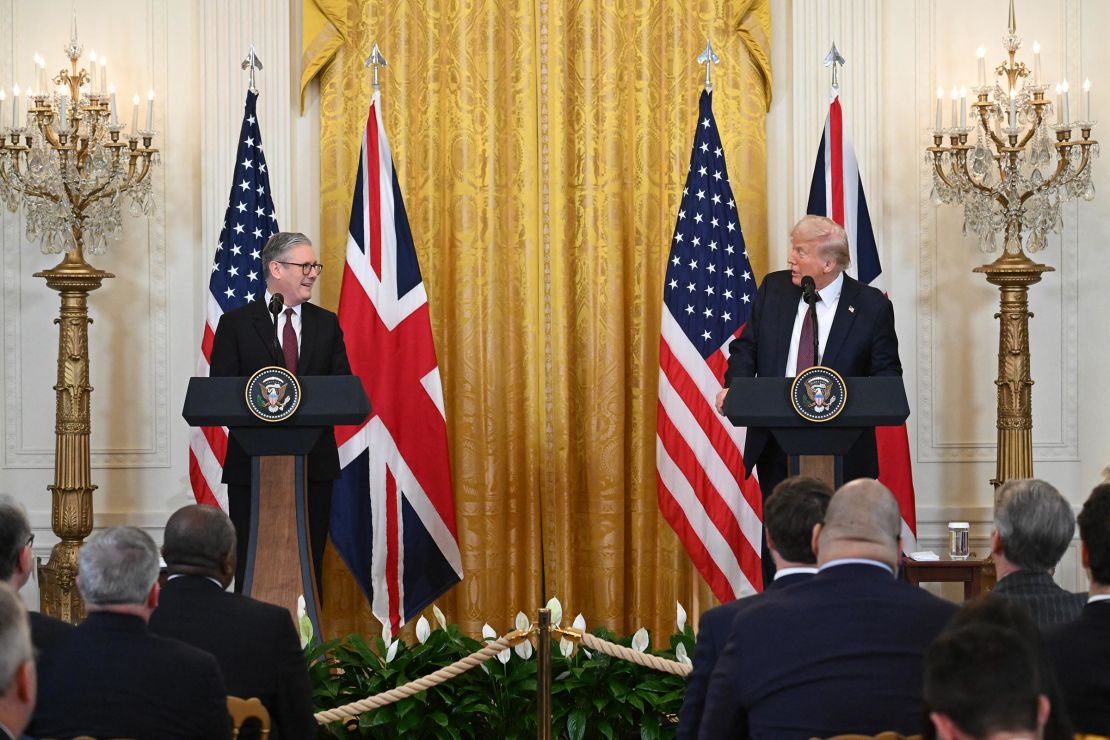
[960, 87, 967, 128]
[1083, 78, 1091, 121]
[936, 86, 944, 130]
[146, 88, 154, 131]
[1061, 79, 1070, 124]
[88, 52, 98, 93]
[1032, 42, 1041, 86]
[977, 46, 986, 87]
[57, 95, 68, 131]
[1009, 89, 1017, 128]
[99, 58, 107, 96]
[1055, 84, 1063, 123]
[131, 93, 139, 134]
[34, 54, 46, 96]
[950, 87, 958, 128]
[109, 85, 118, 126]
[0, 90, 4, 130]
[11, 85, 19, 128]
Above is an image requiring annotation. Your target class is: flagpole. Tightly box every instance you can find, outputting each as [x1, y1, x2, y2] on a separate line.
[824, 42, 845, 98]
[697, 38, 719, 93]
[241, 44, 262, 94]
[366, 42, 387, 91]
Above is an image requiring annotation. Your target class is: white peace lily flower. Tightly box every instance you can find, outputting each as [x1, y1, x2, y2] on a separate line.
[482, 624, 510, 664]
[545, 597, 563, 627]
[513, 612, 533, 659]
[559, 636, 574, 658]
[432, 604, 448, 630]
[379, 618, 398, 663]
[380, 620, 393, 647]
[295, 595, 312, 649]
[631, 627, 650, 653]
[675, 642, 692, 666]
[676, 602, 687, 633]
[385, 638, 399, 663]
[415, 615, 431, 644]
[572, 613, 586, 631]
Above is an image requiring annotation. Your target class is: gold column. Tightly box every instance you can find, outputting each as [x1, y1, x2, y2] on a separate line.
[34, 239, 112, 623]
[973, 251, 1051, 493]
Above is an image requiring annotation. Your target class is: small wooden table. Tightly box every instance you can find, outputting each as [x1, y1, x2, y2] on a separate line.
[902, 555, 986, 601]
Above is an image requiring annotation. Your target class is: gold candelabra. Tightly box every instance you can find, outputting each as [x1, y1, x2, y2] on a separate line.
[928, 0, 1097, 491]
[0, 20, 159, 621]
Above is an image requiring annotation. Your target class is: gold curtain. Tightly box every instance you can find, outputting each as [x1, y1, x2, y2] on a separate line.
[304, 0, 771, 642]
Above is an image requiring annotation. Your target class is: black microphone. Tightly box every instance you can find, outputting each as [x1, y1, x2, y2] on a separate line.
[800, 275, 817, 305]
[268, 293, 285, 366]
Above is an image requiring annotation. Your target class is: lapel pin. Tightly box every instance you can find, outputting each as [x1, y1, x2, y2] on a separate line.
[848, 305, 855, 313]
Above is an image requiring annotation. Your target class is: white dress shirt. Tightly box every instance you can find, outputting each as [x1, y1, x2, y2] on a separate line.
[265, 291, 302, 353]
[784, 271, 844, 376]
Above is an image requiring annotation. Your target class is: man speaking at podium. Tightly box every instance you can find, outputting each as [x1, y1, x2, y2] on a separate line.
[210, 231, 352, 594]
[715, 215, 902, 579]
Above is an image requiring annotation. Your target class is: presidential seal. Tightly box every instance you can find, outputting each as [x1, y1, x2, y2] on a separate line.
[245, 366, 302, 422]
[790, 366, 847, 423]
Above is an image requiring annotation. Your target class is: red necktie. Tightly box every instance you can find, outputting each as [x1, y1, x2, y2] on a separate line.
[796, 306, 815, 374]
[282, 307, 298, 374]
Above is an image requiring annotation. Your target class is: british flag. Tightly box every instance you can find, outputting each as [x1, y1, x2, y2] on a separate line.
[657, 91, 764, 601]
[806, 94, 917, 548]
[189, 91, 279, 510]
[332, 89, 463, 631]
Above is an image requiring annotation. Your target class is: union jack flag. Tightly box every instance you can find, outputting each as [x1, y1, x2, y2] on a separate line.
[189, 91, 279, 510]
[657, 91, 764, 601]
[332, 89, 463, 631]
[806, 94, 917, 548]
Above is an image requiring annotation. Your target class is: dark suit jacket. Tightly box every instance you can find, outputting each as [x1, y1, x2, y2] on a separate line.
[1047, 600, 1110, 735]
[698, 563, 956, 739]
[28, 610, 73, 657]
[149, 576, 317, 740]
[991, 570, 1086, 629]
[29, 611, 230, 740]
[678, 572, 813, 740]
[724, 270, 902, 480]
[209, 299, 352, 484]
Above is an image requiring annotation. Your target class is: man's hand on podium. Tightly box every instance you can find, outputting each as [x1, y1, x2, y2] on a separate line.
[715, 388, 727, 415]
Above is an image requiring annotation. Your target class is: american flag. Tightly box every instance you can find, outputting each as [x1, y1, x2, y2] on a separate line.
[806, 94, 917, 549]
[189, 91, 279, 510]
[657, 91, 764, 601]
[332, 89, 463, 631]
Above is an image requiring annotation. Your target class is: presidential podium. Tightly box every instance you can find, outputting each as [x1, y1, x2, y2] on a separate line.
[182, 375, 370, 636]
[723, 376, 909, 489]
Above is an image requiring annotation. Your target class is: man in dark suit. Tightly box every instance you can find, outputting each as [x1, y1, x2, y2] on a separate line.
[715, 215, 902, 583]
[1047, 482, 1110, 734]
[990, 478, 1085, 629]
[29, 526, 230, 739]
[698, 479, 956, 739]
[0, 495, 72, 656]
[0, 585, 35, 740]
[150, 504, 317, 740]
[209, 231, 352, 593]
[678, 476, 831, 739]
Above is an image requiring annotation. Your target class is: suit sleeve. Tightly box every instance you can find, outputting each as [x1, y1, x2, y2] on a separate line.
[199, 654, 233, 740]
[724, 277, 770, 384]
[329, 315, 353, 375]
[209, 314, 240, 377]
[867, 296, 902, 377]
[697, 610, 750, 740]
[270, 613, 319, 740]
[677, 611, 722, 739]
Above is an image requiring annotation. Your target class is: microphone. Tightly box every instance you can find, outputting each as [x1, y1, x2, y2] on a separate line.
[268, 293, 285, 367]
[801, 275, 817, 305]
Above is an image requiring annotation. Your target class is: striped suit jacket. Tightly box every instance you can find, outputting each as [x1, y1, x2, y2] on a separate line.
[991, 570, 1086, 629]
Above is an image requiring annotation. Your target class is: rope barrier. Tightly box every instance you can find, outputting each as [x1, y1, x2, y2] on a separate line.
[313, 630, 528, 725]
[572, 630, 692, 677]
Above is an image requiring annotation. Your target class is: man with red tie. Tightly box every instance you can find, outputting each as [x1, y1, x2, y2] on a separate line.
[210, 231, 352, 594]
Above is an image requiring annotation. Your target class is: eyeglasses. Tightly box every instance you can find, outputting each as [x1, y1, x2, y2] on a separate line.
[25, 533, 33, 549]
[275, 261, 324, 276]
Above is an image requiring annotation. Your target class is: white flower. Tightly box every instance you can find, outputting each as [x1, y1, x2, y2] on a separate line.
[416, 615, 431, 644]
[559, 636, 574, 658]
[433, 604, 447, 630]
[676, 602, 687, 633]
[545, 596, 563, 627]
[385, 639, 399, 663]
[379, 617, 398, 663]
[514, 612, 533, 659]
[631, 627, 650, 653]
[483, 623, 510, 664]
[295, 595, 313, 649]
[572, 613, 586, 631]
[675, 642, 692, 666]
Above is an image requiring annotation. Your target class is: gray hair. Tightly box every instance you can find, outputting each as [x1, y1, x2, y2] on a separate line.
[78, 526, 160, 606]
[0, 583, 31, 694]
[995, 479, 1075, 572]
[792, 215, 851, 269]
[0, 496, 31, 582]
[261, 232, 313, 278]
[162, 505, 236, 571]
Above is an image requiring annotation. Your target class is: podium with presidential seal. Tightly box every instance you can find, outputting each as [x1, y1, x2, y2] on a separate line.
[182, 368, 370, 636]
[724, 369, 909, 490]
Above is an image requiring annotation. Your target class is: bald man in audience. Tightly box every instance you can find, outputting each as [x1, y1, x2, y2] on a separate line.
[678, 476, 832, 739]
[0, 584, 35, 740]
[0, 495, 71, 657]
[991, 478, 1085, 629]
[29, 526, 230, 740]
[150, 504, 317, 740]
[698, 479, 957, 739]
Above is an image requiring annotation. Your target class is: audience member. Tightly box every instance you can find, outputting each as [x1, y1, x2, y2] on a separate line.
[1046, 482, 1110, 735]
[29, 526, 231, 740]
[924, 623, 1049, 740]
[0, 584, 35, 740]
[150, 505, 316, 740]
[678, 476, 832, 739]
[990, 479, 1085, 628]
[0, 495, 72, 654]
[698, 478, 957, 739]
